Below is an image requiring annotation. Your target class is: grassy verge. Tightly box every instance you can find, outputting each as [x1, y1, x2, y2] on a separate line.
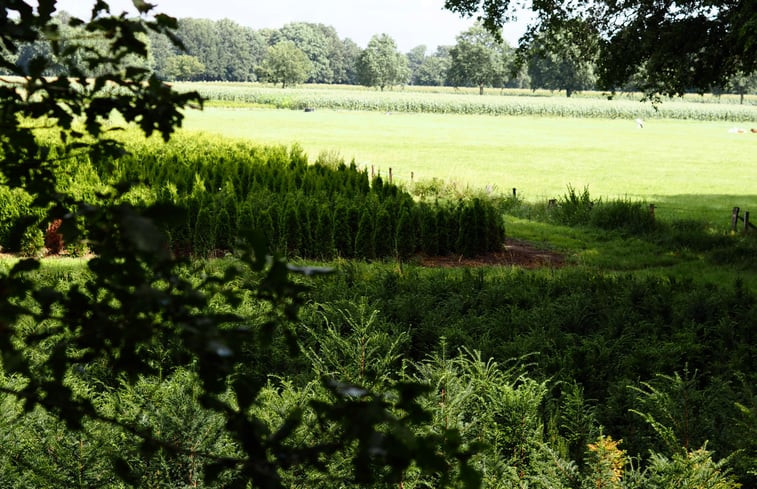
[506, 215, 757, 290]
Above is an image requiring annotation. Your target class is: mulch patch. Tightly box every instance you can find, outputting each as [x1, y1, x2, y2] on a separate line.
[2, 240, 566, 269]
[418, 239, 566, 269]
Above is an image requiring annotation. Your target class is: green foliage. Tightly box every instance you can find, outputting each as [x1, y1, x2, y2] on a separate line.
[1, 3, 484, 488]
[526, 20, 599, 97]
[448, 23, 511, 94]
[154, 17, 264, 82]
[2, 259, 755, 487]
[19, 226, 45, 258]
[0, 186, 36, 251]
[641, 447, 740, 489]
[539, 186, 656, 235]
[257, 40, 313, 88]
[309, 262, 756, 486]
[272, 22, 350, 84]
[357, 34, 410, 91]
[726, 71, 757, 104]
[442, 0, 757, 100]
[78, 134, 506, 259]
[163, 53, 206, 81]
[629, 370, 732, 456]
[303, 301, 408, 388]
[551, 185, 595, 226]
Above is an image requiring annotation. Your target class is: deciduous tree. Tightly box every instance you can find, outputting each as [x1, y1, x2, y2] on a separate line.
[257, 40, 312, 88]
[358, 34, 410, 91]
[443, 0, 757, 99]
[727, 71, 757, 104]
[163, 53, 205, 80]
[448, 24, 511, 94]
[272, 22, 344, 83]
[526, 20, 598, 97]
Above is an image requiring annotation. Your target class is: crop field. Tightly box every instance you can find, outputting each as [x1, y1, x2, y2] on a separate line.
[181, 106, 757, 222]
[173, 82, 757, 120]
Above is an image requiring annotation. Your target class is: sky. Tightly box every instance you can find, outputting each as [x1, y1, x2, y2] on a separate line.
[53, 0, 531, 52]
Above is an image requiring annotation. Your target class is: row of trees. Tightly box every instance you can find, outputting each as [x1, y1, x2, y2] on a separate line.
[156, 19, 604, 95]
[6, 13, 755, 98]
[152, 18, 757, 98]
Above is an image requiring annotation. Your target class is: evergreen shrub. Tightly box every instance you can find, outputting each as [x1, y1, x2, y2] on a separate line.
[1, 135, 505, 259]
[100, 135, 507, 259]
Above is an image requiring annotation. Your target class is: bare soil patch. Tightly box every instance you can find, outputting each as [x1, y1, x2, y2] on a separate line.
[419, 239, 566, 269]
[2, 240, 565, 269]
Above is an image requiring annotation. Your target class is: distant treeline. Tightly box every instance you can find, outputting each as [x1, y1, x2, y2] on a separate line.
[6, 14, 755, 98]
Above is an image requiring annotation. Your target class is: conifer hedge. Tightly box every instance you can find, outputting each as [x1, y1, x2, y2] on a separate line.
[0, 135, 505, 259]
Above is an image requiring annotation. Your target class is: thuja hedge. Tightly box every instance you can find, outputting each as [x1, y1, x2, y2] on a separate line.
[1, 134, 505, 258]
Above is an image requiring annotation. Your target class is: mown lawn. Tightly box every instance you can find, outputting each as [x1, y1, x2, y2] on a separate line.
[181, 107, 757, 223]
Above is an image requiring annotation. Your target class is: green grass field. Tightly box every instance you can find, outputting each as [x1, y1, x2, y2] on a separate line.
[181, 107, 757, 222]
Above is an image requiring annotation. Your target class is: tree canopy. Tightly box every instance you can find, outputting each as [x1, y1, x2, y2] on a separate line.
[257, 40, 313, 87]
[526, 20, 599, 97]
[443, 0, 757, 98]
[447, 24, 510, 94]
[358, 34, 410, 91]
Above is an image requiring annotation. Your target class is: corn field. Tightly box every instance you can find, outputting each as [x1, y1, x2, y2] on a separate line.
[172, 83, 757, 122]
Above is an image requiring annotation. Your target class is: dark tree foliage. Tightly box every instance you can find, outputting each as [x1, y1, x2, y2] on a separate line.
[0, 1, 480, 487]
[444, 0, 757, 98]
[526, 19, 599, 97]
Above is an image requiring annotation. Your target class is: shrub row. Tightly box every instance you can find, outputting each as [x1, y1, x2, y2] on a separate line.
[0, 134, 505, 259]
[111, 137, 504, 258]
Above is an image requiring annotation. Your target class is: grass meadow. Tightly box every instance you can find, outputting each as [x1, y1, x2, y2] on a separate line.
[182, 107, 757, 223]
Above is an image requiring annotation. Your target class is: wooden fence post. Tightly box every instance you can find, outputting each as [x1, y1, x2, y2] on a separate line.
[411, 171, 414, 183]
[732, 207, 740, 232]
[371, 165, 375, 178]
[512, 188, 517, 199]
[745, 211, 751, 233]
[649, 204, 656, 221]
[389, 167, 393, 184]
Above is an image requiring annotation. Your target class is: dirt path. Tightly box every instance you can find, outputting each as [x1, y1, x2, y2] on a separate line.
[419, 238, 566, 269]
[2, 239, 566, 269]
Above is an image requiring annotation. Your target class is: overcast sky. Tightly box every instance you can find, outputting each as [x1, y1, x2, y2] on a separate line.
[53, 0, 531, 52]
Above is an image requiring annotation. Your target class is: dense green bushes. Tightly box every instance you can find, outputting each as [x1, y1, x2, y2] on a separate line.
[307, 264, 756, 487]
[509, 185, 658, 234]
[0, 134, 505, 259]
[1, 262, 752, 487]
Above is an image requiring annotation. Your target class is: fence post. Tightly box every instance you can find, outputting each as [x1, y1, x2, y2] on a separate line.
[649, 204, 656, 221]
[371, 165, 375, 179]
[411, 171, 414, 183]
[732, 207, 740, 232]
[745, 211, 751, 233]
[389, 167, 393, 184]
